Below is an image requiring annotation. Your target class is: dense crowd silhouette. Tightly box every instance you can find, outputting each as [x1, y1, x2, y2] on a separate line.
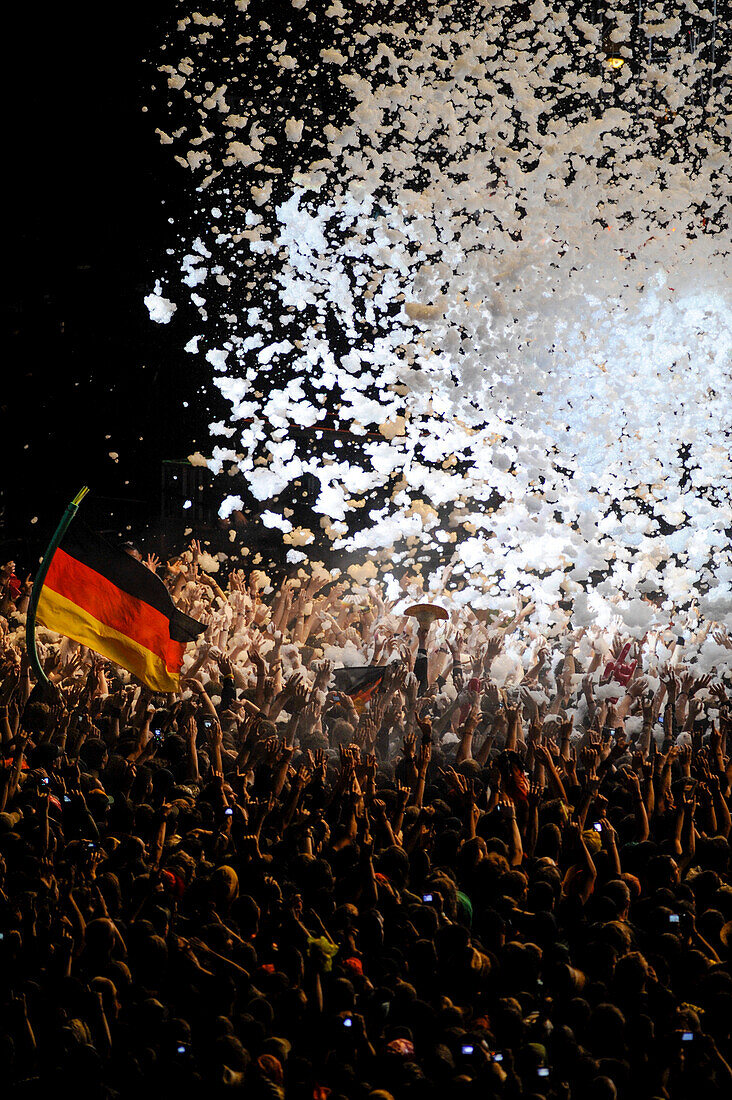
[2, 542, 732, 1099]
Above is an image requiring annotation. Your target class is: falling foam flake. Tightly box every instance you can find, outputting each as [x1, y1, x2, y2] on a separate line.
[144, 280, 178, 324]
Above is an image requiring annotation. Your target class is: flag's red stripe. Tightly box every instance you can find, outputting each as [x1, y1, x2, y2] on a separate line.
[349, 678, 382, 714]
[44, 548, 185, 673]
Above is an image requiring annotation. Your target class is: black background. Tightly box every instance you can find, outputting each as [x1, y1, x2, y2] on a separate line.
[4, 1, 205, 569]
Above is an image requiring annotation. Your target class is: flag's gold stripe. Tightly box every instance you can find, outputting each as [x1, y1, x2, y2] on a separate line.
[37, 587, 180, 693]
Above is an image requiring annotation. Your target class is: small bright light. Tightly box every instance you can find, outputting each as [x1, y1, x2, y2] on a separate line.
[183, 500, 192, 509]
[605, 55, 625, 69]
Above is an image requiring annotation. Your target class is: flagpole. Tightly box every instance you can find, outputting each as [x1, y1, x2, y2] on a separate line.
[25, 486, 90, 689]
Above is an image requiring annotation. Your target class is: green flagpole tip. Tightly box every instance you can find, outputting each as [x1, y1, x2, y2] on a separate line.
[27, 487, 88, 690]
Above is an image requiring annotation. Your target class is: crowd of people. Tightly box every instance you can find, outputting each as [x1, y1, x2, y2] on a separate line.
[2, 541, 732, 1099]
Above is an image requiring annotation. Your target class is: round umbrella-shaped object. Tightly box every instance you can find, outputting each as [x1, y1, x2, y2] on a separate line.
[404, 603, 449, 627]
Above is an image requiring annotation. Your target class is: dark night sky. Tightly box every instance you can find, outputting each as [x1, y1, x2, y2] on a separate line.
[4, 2, 208, 569]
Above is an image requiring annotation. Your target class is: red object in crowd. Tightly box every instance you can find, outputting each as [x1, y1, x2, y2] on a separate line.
[458, 677, 484, 724]
[604, 641, 637, 686]
[4, 574, 21, 600]
[160, 869, 185, 898]
[507, 762, 530, 803]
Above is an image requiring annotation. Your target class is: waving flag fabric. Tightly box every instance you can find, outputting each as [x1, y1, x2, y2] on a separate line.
[35, 521, 204, 692]
[333, 665, 385, 713]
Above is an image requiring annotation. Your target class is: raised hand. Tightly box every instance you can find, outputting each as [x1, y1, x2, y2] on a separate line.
[677, 742, 692, 772]
[312, 748, 327, 775]
[396, 779, 410, 806]
[521, 688, 540, 727]
[262, 676, 278, 709]
[605, 703, 620, 730]
[662, 671, 680, 706]
[626, 675, 648, 700]
[504, 704, 520, 728]
[250, 645, 266, 672]
[535, 742, 556, 768]
[527, 779, 544, 808]
[687, 673, 713, 698]
[392, 661, 411, 693]
[680, 784, 697, 811]
[298, 700, 321, 739]
[415, 711, 433, 741]
[641, 694, 655, 727]
[515, 599, 535, 624]
[482, 634, 503, 667]
[357, 713, 377, 749]
[362, 752, 377, 782]
[483, 681, 503, 712]
[710, 682, 729, 707]
[608, 733, 629, 760]
[371, 797, 388, 820]
[276, 739, 295, 764]
[687, 697, 703, 727]
[218, 654, 239, 687]
[293, 764, 313, 790]
[581, 746, 600, 777]
[417, 740, 432, 775]
[207, 716, 224, 747]
[313, 659, 334, 691]
[291, 677, 311, 713]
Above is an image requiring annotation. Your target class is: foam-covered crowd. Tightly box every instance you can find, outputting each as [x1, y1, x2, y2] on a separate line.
[2, 544, 732, 1100]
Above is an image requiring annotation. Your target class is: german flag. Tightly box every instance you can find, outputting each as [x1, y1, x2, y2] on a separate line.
[35, 522, 204, 692]
[333, 666, 385, 714]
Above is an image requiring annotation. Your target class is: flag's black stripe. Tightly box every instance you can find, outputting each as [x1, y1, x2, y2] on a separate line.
[59, 521, 204, 643]
[334, 666, 386, 695]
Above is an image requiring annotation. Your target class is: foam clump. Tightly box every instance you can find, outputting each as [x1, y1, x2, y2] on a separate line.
[144, 281, 177, 324]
